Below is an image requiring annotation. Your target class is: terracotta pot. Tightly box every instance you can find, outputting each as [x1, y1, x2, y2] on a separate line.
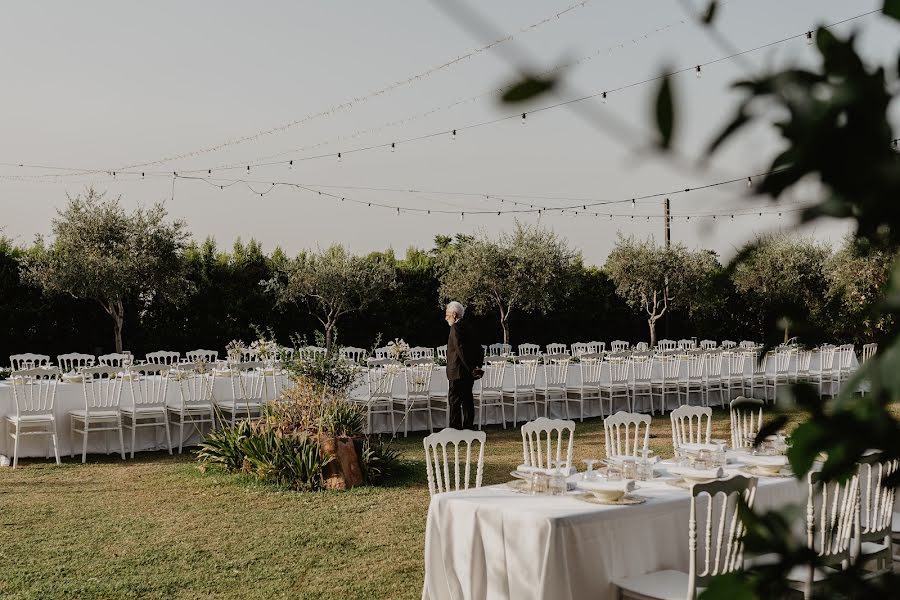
[319, 434, 365, 490]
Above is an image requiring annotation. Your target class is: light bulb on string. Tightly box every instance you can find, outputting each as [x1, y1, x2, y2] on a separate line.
[141, 172, 145, 178]
[695, 65, 702, 78]
[337, 152, 342, 162]
[112, 171, 117, 179]
[246, 166, 250, 176]
[806, 31, 813, 45]
[396, 208, 400, 215]
[460, 212, 464, 221]
[521, 113, 527, 125]
[451, 129, 457, 141]
[747, 177, 752, 187]
[289, 160, 294, 170]
[391, 143, 396, 153]
[601, 92, 608, 104]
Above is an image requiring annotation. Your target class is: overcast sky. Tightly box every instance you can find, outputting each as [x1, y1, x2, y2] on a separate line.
[1, 0, 897, 264]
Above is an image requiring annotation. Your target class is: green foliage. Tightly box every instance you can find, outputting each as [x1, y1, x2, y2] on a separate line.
[321, 398, 367, 438]
[500, 74, 557, 103]
[654, 74, 676, 149]
[281, 331, 358, 394]
[196, 419, 252, 471]
[361, 435, 403, 485]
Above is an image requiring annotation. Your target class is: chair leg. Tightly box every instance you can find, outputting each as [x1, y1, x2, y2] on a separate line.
[82, 418, 89, 464]
[179, 416, 185, 454]
[164, 416, 172, 455]
[70, 417, 75, 459]
[12, 424, 19, 469]
[51, 424, 60, 465]
[131, 417, 136, 459]
[117, 415, 126, 460]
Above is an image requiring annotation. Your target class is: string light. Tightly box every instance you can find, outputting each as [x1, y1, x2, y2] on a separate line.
[695, 65, 702, 78]
[521, 112, 527, 125]
[806, 31, 813, 45]
[601, 91, 607, 103]
[460, 212, 464, 221]
[391, 143, 396, 152]
[451, 129, 457, 141]
[289, 160, 294, 170]
[747, 177, 752, 187]
[246, 166, 250, 176]
[337, 152, 342, 162]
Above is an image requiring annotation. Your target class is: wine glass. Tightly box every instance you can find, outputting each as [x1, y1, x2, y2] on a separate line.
[582, 458, 598, 480]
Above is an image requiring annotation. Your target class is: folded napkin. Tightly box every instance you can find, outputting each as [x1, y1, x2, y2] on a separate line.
[741, 454, 788, 467]
[668, 466, 725, 481]
[577, 479, 636, 493]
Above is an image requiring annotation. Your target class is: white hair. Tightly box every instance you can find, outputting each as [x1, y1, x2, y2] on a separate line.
[446, 301, 465, 318]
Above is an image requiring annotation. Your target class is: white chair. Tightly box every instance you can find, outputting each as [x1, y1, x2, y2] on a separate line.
[488, 343, 511, 357]
[436, 345, 448, 361]
[122, 364, 172, 457]
[702, 350, 725, 408]
[363, 362, 400, 433]
[720, 340, 737, 349]
[700, 340, 717, 350]
[834, 344, 856, 394]
[475, 357, 507, 429]
[808, 346, 837, 399]
[238, 347, 259, 363]
[340, 346, 367, 364]
[790, 348, 812, 384]
[604, 411, 650, 458]
[98, 353, 130, 368]
[856, 453, 898, 577]
[185, 349, 218, 363]
[570, 342, 591, 358]
[423, 428, 485, 496]
[588, 341, 606, 353]
[71, 366, 126, 463]
[566, 353, 602, 421]
[216, 361, 268, 427]
[611, 340, 629, 352]
[633, 341, 649, 352]
[520, 417, 575, 473]
[373, 345, 392, 359]
[629, 355, 655, 414]
[670, 404, 712, 450]
[57, 353, 95, 373]
[614, 475, 757, 600]
[299, 346, 326, 360]
[656, 339, 677, 352]
[9, 353, 51, 370]
[862, 343, 877, 363]
[392, 359, 434, 436]
[677, 339, 696, 350]
[536, 354, 570, 418]
[502, 357, 540, 425]
[168, 364, 216, 453]
[6, 367, 61, 468]
[676, 354, 704, 407]
[546, 343, 567, 355]
[739, 340, 757, 349]
[743, 351, 768, 402]
[763, 350, 791, 405]
[146, 351, 180, 366]
[721, 351, 745, 402]
[517, 343, 540, 356]
[729, 397, 763, 449]
[408, 346, 435, 360]
[651, 354, 680, 413]
[600, 356, 631, 416]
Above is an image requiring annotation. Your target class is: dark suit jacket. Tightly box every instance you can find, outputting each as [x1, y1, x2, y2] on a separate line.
[446, 319, 484, 381]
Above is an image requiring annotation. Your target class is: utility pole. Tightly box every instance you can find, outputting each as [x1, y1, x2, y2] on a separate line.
[664, 198, 671, 339]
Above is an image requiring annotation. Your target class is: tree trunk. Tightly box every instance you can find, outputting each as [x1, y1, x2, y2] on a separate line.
[649, 317, 657, 347]
[114, 318, 123, 353]
[501, 317, 510, 346]
[783, 319, 790, 344]
[325, 322, 334, 351]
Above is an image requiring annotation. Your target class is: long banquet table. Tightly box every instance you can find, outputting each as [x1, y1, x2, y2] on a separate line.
[422, 467, 807, 600]
[351, 350, 858, 434]
[0, 372, 288, 458]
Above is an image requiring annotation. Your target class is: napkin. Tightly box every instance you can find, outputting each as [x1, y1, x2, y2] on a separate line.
[741, 454, 788, 467]
[668, 466, 724, 481]
[577, 479, 636, 493]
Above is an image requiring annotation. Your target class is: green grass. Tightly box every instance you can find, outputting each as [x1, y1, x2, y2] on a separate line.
[0, 406, 824, 599]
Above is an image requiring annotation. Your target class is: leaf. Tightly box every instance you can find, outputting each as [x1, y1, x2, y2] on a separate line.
[753, 415, 788, 448]
[702, 0, 718, 24]
[706, 108, 748, 156]
[884, 0, 900, 22]
[500, 75, 557, 103]
[698, 572, 755, 600]
[655, 74, 676, 149]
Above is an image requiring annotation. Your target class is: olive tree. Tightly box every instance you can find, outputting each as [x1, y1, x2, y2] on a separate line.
[270, 244, 396, 350]
[604, 235, 718, 346]
[438, 222, 580, 345]
[731, 233, 830, 343]
[22, 187, 190, 352]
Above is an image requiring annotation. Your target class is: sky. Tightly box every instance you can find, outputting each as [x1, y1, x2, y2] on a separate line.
[1, 0, 898, 265]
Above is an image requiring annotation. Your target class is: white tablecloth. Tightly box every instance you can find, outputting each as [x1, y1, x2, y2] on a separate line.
[423, 468, 806, 600]
[0, 373, 287, 458]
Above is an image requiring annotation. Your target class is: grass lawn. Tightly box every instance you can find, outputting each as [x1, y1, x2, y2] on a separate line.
[0, 405, 836, 599]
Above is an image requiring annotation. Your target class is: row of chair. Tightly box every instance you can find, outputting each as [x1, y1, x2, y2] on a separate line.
[4, 362, 281, 467]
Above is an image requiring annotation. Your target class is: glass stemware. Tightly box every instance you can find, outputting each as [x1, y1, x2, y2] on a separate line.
[582, 459, 598, 480]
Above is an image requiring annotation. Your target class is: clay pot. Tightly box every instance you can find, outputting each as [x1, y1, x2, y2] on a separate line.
[319, 435, 365, 490]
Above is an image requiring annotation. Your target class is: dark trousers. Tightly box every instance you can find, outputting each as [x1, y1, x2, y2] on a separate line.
[448, 377, 475, 430]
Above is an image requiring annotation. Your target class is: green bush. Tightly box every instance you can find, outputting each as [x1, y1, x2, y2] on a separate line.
[361, 435, 402, 485]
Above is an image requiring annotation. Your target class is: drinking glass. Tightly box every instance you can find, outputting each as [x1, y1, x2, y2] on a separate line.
[582, 459, 598, 480]
[606, 461, 623, 481]
[622, 458, 637, 480]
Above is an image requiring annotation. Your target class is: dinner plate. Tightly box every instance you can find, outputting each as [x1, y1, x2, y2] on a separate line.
[740, 465, 794, 478]
[574, 492, 646, 506]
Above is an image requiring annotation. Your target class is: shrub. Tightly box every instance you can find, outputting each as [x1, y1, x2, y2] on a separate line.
[361, 435, 402, 485]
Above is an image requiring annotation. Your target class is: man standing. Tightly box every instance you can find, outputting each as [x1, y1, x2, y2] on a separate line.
[445, 301, 483, 430]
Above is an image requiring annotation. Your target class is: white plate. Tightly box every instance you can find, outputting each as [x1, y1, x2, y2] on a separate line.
[574, 492, 646, 506]
[741, 465, 793, 478]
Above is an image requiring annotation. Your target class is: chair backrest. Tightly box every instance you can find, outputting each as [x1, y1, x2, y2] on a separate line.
[611, 340, 629, 352]
[487, 343, 511, 357]
[128, 364, 170, 407]
[770, 350, 791, 375]
[743, 351, 765, 375]
[678, 339, 697, 350]
[658, 354, 680, 381]
[720, 340, 737, 349]
[577, 354, 604, 385]
[629, 355, 654, 383]
[700, 340, 717, 350]
[480, 357, 507, 391]
[521, 417, 575, 471]
[588, 341, 606, 353]
[633, 341, 649, 352]
[688, 476, 758, 597]
[81, 366, 124, 410]
[723, 351, 745, 379]
[837, 344, 855, 372]
[517, 343, 540, 356]
[546, 343, 567, 355]
[806, 469, 859, 567]
[366, 363, 400, 399]
[657, 339, 677, 351]
[146, 351, 180, 365]
[299, 346, 326, 360]
[670, 405, 712, 448]
[11, 367, 60, 414]
[403, 359, 434, 396]
[408, 346, 435, 360]
[176, 368, 216, 404]
[513, 357, 540, 388]
[857, 452, 898, 545]
[436, 345, 448, 360]
[340, 346, 367, 364]
[677, 353, 705, 381]
[229, 361, 270, 403]
[739, 340, 756, 349]
[9, 353, 51, 370]
[606, 355, 630, 384]
[704, 350, 724, 379]
[57, 353, 95, 373]
[862, 343, 877, 363]
[98, 353, 130, 368]
[374, 345, 391, 359]
[423, 428, 486, 496]
[185, 349, 218, 363]
[817, 346, 836, 371]
[604, 411, 650, 458]
[238, 347, 259, 362]
[542, 355, 570, 387]
[570, 342, 590, 357]
[729, 397, 763, 449]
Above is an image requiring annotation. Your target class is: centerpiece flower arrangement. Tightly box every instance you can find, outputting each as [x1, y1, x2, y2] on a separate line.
[389, 338, 410, 363]
[250, 336, 278, 365]
[226, 339, 245, 363]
